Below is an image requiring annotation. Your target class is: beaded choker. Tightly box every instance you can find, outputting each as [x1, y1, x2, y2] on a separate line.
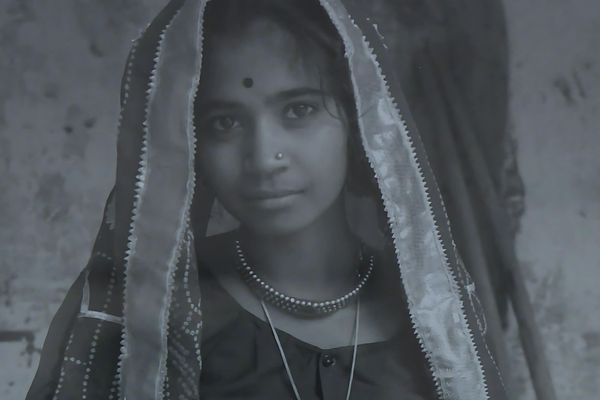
[234, 240, 374, 317]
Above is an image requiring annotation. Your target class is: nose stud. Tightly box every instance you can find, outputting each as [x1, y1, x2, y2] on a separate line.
[275, 152, 284, 160]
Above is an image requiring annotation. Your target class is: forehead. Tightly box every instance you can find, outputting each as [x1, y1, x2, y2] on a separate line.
[198, 19, 328, 101]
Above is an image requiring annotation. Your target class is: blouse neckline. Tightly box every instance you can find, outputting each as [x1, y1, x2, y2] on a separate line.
[199, 260, 406, 352]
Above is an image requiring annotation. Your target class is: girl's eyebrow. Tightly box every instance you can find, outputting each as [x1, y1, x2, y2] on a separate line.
[196, 100, 242, 114]
[266, 87, 328, 105]
[196, 87, 328, 113]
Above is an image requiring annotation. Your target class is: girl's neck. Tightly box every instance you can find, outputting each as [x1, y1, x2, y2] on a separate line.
[238, 199, 359, 300]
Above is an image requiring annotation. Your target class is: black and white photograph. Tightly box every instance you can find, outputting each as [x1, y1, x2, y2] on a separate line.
[1, 0, 598, 399]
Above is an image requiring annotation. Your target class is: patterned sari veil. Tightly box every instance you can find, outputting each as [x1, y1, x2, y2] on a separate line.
[27, 1, 509, 399]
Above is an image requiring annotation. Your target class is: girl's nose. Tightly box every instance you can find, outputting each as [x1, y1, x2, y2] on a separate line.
[243, 117, 288, 177]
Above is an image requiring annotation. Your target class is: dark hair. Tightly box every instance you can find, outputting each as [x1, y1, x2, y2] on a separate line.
[199, 0, 378, 197]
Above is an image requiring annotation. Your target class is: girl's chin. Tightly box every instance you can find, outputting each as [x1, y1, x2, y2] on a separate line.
[239, 213, 316, 238]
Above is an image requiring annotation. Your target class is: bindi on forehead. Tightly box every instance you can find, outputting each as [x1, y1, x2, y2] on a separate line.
[242, 77, 254, 88]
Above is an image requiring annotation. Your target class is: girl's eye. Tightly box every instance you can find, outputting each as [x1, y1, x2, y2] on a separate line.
[208, 115, 241, 132]
[283, 103, 317, 120]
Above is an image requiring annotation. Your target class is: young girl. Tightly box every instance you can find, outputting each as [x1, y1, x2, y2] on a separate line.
[27, 0, 507, 399]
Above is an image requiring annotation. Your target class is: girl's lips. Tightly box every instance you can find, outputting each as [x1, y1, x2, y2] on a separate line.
[242, 189, 304, 200]
[242, 189, 304, 209]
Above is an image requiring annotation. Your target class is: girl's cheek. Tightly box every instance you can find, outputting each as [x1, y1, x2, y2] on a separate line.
[209, 149, 242, 183]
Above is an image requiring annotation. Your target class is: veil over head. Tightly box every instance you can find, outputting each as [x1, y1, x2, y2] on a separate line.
[27, 1, 508, 399]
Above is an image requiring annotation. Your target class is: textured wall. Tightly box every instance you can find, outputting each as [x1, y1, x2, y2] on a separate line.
[503, 0, 600, 397]
[0, 1, 598, 399]
[0, 1, 165, 398]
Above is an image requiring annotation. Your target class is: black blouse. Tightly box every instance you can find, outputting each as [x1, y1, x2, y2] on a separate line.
[198, 266, 436, 400]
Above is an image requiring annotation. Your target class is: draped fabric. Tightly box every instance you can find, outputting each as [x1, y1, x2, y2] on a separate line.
[342, 0, 524, 383]
[27, 1, 517, 399]
[364, 0, 524, 380]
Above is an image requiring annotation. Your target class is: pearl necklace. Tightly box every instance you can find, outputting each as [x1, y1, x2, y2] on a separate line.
[234, 240, 374, 317]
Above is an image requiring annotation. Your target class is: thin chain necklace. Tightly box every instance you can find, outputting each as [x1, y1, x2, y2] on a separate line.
[234, 239, 374, 317]
[260, 298, 360, 400]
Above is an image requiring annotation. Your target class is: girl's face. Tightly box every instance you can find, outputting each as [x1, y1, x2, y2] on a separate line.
[196, 19, 350, 236]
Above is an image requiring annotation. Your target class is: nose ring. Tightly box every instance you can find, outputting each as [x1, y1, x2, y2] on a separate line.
[275, 152, 284, 160]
